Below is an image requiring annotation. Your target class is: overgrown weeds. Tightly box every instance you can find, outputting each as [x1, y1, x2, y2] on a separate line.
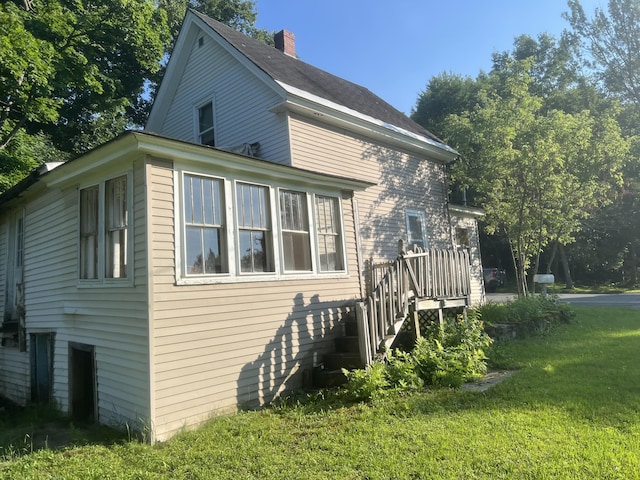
[341, 311, 492, 401]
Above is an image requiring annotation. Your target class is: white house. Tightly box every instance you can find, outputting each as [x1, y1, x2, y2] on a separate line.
[0, 9, 484, 441]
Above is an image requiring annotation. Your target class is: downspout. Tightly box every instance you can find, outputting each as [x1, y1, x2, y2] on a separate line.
[352, 196, 365, 300]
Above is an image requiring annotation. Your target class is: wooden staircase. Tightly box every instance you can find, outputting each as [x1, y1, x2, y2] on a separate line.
[313, 246, 472, 387]
[356, 246, 472, 366]
[313, 313, 363, 388]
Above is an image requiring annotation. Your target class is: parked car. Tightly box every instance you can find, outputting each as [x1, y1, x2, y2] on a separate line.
[483, 267, 506, 292]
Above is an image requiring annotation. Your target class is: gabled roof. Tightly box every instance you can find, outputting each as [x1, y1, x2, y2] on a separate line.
[190, 10, 450, 149]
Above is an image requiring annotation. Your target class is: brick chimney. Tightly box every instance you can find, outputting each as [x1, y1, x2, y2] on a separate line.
[274, 30, 296, 57]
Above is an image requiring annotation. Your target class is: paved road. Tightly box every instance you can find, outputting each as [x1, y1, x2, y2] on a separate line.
[486, 292, 640, 309]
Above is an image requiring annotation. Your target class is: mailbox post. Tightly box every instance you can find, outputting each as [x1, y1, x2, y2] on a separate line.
[533, 274, 555, 297]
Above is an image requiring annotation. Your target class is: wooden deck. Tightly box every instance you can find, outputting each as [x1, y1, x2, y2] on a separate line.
[356, 247, 471, 365]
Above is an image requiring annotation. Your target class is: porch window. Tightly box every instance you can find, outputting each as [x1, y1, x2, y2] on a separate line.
[236, 183, 274, 273]
[406, 209, 428, 249]
[105, 176, 128, 278]
[280, 190, 311, 271]
[80, 186, 99, 279]
[79, 174, 131, 282]
[184, 174, 227, 274]
[315, 196, 344, 271]
[198, 101, 215, 146]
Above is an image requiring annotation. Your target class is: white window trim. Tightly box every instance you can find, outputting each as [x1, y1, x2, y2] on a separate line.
[405, 208, 428, 250]
[312, 194, 347, 274]
[234, 179, 278, 276]
[277, 188, 314, 274]
[174, 169, 349, 285]
[77, 172, 133, 287]
[193, 96, 216, 146]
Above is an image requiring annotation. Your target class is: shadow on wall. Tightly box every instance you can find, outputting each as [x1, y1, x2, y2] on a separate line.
[236, 292, 347, 407]
[358, 143, 451, 259]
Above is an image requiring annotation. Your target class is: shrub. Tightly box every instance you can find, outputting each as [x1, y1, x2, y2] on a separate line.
[341, 311, 492, 400]
[476, 295, 574, 332]
[413, 311, 492, 387]
[342, 361, 389, 401]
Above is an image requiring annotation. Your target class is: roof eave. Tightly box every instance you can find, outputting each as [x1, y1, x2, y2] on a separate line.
[275, 81, 459, 163]
[449, 203, 485, 218]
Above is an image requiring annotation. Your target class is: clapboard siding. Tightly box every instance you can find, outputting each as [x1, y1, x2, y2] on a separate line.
[0, 218, 6, 320]
[15, 158, 151, 428]
[147, 160, 361, 440]
[157, 29, 291, 165]
[451, 215, 485, 306]
[0, 214, 18, 403]
[0, 348, 29, 404]
[289, 114, 452, 263]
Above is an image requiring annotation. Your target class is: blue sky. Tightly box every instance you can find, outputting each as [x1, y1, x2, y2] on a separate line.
[254, 0, 605, 115]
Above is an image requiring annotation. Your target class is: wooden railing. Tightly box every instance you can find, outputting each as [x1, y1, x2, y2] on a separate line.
[356, 247, 471, 365]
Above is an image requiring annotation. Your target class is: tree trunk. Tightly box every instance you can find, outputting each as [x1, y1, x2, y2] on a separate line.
[546, 240, 558, 274]
[558, 243, 574, 290]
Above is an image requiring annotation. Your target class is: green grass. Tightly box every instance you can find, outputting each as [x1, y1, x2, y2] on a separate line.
[2, 307, 640, 479]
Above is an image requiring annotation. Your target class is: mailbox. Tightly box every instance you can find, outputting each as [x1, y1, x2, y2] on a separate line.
[533, 274, 554, 284]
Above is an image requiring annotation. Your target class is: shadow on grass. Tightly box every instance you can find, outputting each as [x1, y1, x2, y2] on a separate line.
[0, 399, 129, 457]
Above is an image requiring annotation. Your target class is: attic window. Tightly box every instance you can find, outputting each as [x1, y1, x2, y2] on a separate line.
[198, 36, 204, 47]
[197, 101, 215, 146]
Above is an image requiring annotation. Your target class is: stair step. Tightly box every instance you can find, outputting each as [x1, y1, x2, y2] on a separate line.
[323, 352, 363, 370]
[344, 318, 358, 337]
[313, 368, 348, 388]
[335, 335, 359, 353]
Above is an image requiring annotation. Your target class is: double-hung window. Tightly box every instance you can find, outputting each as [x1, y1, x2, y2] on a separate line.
[105, 176, 128, 278]
[197, 101, 215, 146]
[315, 196, 344, 271]
[79, 174, 130, 281]
[184, 174, 227, 275]
[406, 209, 428, 249]
[80, 186, 99, 279]
[280, 190, 311, 271]
[236, 183, 274, 273]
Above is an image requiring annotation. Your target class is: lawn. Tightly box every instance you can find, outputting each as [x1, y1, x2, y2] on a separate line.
[1, 306, 640, 479]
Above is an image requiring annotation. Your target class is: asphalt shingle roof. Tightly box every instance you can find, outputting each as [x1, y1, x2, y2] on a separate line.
[192, 10, 445, 144]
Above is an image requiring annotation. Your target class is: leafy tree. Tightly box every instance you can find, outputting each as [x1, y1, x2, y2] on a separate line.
[564, 0, 640, 285]
[413, 31, 630, 291]
[0, 0, 169, 155]
[565, 0, 640, 116]
[438, 59, 626, 294]
[158, 0, 273, 55]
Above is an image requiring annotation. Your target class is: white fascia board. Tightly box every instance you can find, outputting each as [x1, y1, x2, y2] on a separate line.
[44, 134, 141, 187]
[45, 132, 372, 192]
[276, 81, 459, 163]
[449, 204, 485, 218]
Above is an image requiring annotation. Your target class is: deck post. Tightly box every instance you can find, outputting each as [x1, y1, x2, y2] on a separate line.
[356, 302, 372, 366]
[413, 310, 421, 340]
